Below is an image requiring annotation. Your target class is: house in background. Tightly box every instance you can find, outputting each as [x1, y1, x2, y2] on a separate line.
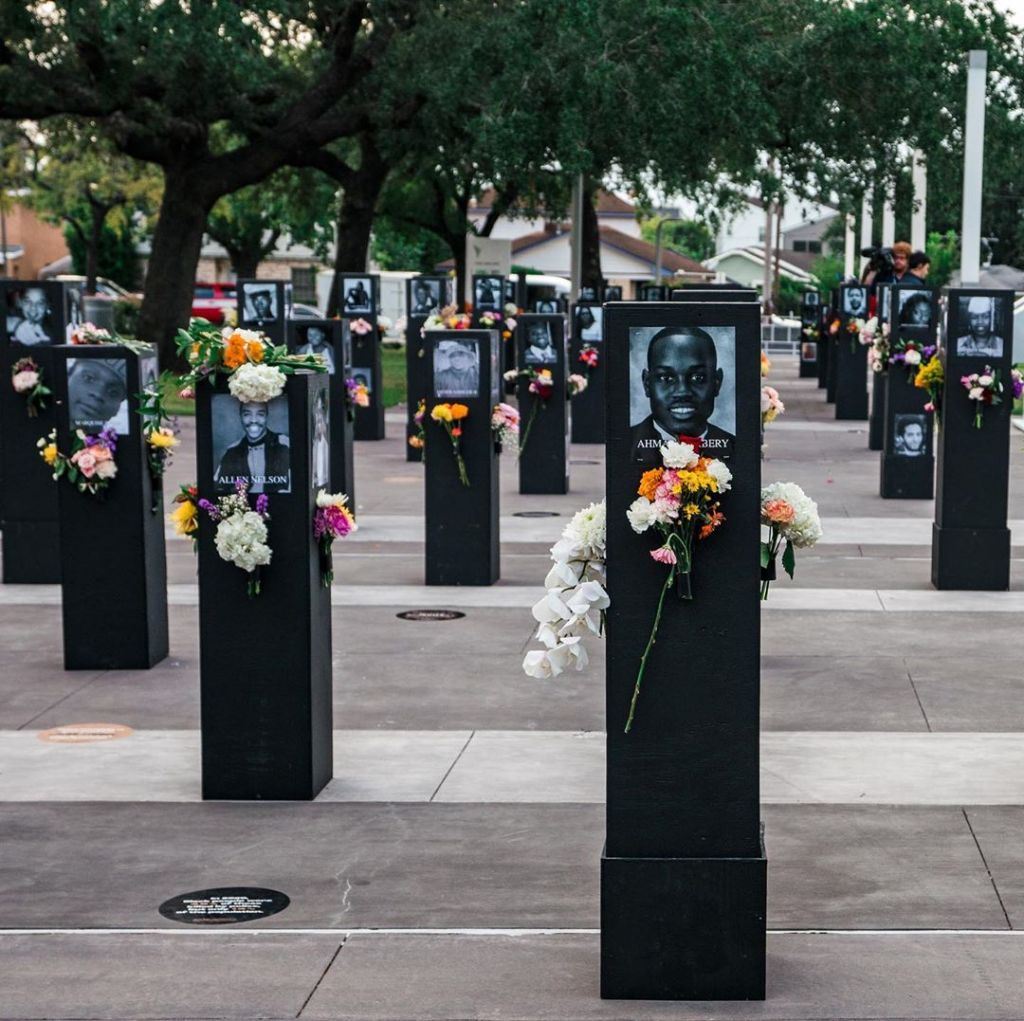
[452, 189, 714, 292]
[714, 195, 839, 257]
[702, 246, 817, 291]
[0, 201, 70, 279]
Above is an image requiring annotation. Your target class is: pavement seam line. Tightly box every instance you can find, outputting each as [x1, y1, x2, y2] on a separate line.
[904, 661, 932, 732]
[429, 730, 475, 802]
[962, 807, 1013, 929]
[295, 935, 346, 1018]
[15, 670, 108, 731]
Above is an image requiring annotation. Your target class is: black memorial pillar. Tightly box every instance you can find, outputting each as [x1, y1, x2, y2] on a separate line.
[52, 344, 168, 668]
[406, 315, 429, 464]
[337, 273, 384, 441]
[516, 314, 569, 495]
[236, 279, 292, 346]
[196, 371, 332, 799]
[834, 284, 869, 420]
[868, 285, 892, 450]
[289, 318, 355, 504]
[0, 279, 81, 582]
[424, 329, 499, 585]
[932, 289, 1015, 589]
[602, 300, 765, 1001]
[798, 292, 820, 378]
[880, 286, 938, 499]
[569, 302, 606, 443]
[816, 303, 830, 390]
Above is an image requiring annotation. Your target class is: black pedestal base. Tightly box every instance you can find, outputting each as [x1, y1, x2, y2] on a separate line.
[601, 838, 767, 1001]
[931, 523, 1010, 590]
[2, 520, 61, 583]
[881, 453, 934, 500]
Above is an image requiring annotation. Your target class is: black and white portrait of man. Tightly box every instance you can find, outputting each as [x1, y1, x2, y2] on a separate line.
[212, 394, 291, 494]
[898, 290, 932, 329]
[243, 283, 278, 323]
[575, 304, 603, 343]
[67, 358, 129, 434]
[523, 321, 557, 364]
[843, 286, 867, 317]
[351, 368, 372, 395]
[343, 277, 374, 315]
[894, 413, 928, 458]
[4, 284, 57, 346]
[410, 278, 441, 315]
[641, 285, 666, 302]
[803, 291, 820, 307]
[296, 323, 335, 374]
[474, 277, 502, 311]
[434, 338, 480, 398]
[534, 299, 558, 314]
[956, 296, 1005, 357]
[629, 325, 736, 464]
[311, 388, 330, 489]
[579, 286, 599, 302]
[604, 286, 623, 301]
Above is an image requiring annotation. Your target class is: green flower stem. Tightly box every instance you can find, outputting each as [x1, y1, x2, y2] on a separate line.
[624, 563, 675, 734]
[518, 396, 540, 458]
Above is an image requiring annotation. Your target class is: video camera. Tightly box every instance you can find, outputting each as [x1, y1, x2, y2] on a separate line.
[860, 245, 894, 275]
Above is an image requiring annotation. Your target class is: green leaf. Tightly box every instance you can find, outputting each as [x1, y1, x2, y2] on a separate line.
[782, 540, 796, 580]
[759, 541, 771, 568]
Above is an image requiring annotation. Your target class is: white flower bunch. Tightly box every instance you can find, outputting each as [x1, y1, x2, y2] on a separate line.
[859, 316, 878, 345]
[12, 368, 39, 392]
[221, 327, 264, 344]
[660, 440, 698, 469]
[760, 480, 822, 547]
[214, 510, 272, 574]
[228, 362, 286, 403]
[523, 500, 608, 679]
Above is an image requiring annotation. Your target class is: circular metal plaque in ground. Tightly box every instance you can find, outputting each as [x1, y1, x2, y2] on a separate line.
[571, 459, 600, 465]
[159, 887, 290, 925]
[512, 511, 560, 518]
[37, 723, 133, 744]
[396, 609, 466, 622]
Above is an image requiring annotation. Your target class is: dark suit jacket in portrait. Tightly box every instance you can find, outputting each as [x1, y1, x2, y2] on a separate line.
[630, 415, 735, 465]
[215, 431, 291, 493]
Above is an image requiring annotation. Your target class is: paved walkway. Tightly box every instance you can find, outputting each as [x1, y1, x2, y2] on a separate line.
[2, 358, 1023, 1019]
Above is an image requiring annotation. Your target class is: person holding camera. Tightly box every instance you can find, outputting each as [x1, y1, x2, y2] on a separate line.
[872, 241, 913, 287]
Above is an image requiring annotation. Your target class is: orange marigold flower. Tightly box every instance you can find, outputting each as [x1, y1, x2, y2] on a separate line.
[637, 468, 664, 501]
[450, 403, 470, 420]
[223, 333, 247, 369]
[246, 340, 265, 363]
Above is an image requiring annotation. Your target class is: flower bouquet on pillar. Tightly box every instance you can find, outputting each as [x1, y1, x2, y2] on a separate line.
[759, 482, 822, 599]
[313, 490, 357, 587]
[429, 402, 470, 485]
[624, 440, 731, 732]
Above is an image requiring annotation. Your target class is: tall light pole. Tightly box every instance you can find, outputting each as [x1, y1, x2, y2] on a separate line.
[654, 215, 685, 286]
[960, 50, 988, 285]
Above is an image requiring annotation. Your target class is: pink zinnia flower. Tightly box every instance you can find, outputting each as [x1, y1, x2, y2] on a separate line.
[650, 546, 677, 565]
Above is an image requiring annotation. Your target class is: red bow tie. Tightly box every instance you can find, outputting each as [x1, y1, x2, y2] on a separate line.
[676, 434, 702, 452]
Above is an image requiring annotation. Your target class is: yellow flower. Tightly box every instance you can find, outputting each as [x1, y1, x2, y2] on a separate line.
[41, 443, 58, 466]
[170, 499, 197, 536]
[682, 502, 700, 518]
[147, 427, 178, 449]
[431, 404, 453, 422]
[246, 339, 265, 363]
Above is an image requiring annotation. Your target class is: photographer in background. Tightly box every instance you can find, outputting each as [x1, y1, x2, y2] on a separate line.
[908, 251, 930, 282]
[873, 241, 913, 287]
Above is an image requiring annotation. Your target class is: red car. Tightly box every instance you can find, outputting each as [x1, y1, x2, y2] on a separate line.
[192, 282, 237, 324]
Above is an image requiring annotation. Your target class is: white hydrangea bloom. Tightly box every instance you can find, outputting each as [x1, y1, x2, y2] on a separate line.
[228, 362, 286, 403]
[761, 481, 823, 548]
[214, 511, 272, 573]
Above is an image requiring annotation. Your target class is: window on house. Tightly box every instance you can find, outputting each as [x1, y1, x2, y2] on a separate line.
[757, 227, 765, 243]
[291, 266, 317, 304]
[808, 241, 822, 254]
[793, 240, 808, 252]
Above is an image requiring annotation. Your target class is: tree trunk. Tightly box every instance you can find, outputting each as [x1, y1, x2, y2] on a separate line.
[327, 138, 388, 316]
[580, 182, 603, 293]
[232, 249, 261, 281]
[86, 200, 105, 295]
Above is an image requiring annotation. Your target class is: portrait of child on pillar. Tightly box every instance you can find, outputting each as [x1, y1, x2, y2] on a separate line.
[212, 393, 291, 495]
[630, 325, 736, 465]
[524, 321, 557, 364]
[67, 358, 130, 434]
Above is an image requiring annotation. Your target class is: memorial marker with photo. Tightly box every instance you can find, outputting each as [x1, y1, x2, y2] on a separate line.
[898, 289, 933, 330]
[834, 284, 868, 420]
[66, 357, 129, 434]
[575, 304, 603, 343]
[341, 275, 375, 315]
[242, 283, 278, 323]
[408, 277, 444, 315]
[433, 338, 480, 398]
[473, 275, 503, 311]
[523, 320, 557, 364]
[294, 323, 335, 374]
[893, 413, 929, 458]
[570, 302, 606, 443]
[237, 279, 290, 346]
[3, 282, 60, 345]
[842, 285, 867, 317]
[212, 394, 291, 495]
[955, 294, 1006, 357]
[311, 388, 330, 488]
[628, 324, 736, 465]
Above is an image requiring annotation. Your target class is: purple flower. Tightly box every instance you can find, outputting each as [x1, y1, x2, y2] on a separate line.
[198, 498, 219, 520]
[255, 494, 269, 516]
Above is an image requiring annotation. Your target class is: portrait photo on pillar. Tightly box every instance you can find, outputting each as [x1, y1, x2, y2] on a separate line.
[629, 324, 736, 465]
[311, 387, 330, 489]
[66, 357, 130, 434]
[409, 277, 443, 315]
[434, 337, 480, 398]
[579, 285, 600, 301]
[842, 286, 867, 317]
[893, 413, 930, 458]
[2, 282, 61, 346]
[604, 285, 623, 301]
[523, 320, 557, 364]
[294, 322, 336, 374]
[211, 393, 291, 495]
[350, 367, 373, 394]
[955, 295, 1007, 357]
[241, 283, 278, 323]
[533, 298, 560, 313]
[897, 289, 933, 330]
[341, 276, 375, 315]
[801, 341, 817, 362]
[575, 304, 603, 342]
[474, 276, 503, 310]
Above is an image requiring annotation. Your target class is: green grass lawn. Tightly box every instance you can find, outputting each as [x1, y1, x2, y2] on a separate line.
[159, 347, 408, 416]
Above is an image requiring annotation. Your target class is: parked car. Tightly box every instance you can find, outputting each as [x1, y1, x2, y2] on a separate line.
[54, 274, 142, 303]
[192, 282, 238, 324]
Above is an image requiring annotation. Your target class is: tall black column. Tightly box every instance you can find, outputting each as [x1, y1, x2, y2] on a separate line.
[236, 280, 292, 346]
[424, 329, 499, 585]
[405, 314, 429, 463]
[0, 280, 79, 582]
[880, 286, 938, 499]
[516, 314, 569, 495]
[348, 316, 385, 440]
[834, 284, 869, 420]
[798, 294, 819, 378]
[569, 302, 605, 443]
[602, 300, 765, 1001]
[932, 288, 1014, 589]
[52, 344, 168, 669]
[196, 371, 332, 799]
[288, 318, 355, 504]
[816, 303, 829, 390]
[869, 284, 892, 450]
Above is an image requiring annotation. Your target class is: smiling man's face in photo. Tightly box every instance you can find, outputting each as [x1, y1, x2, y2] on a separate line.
[643, 328, 722, 437]
[240, 402, 269, 443]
